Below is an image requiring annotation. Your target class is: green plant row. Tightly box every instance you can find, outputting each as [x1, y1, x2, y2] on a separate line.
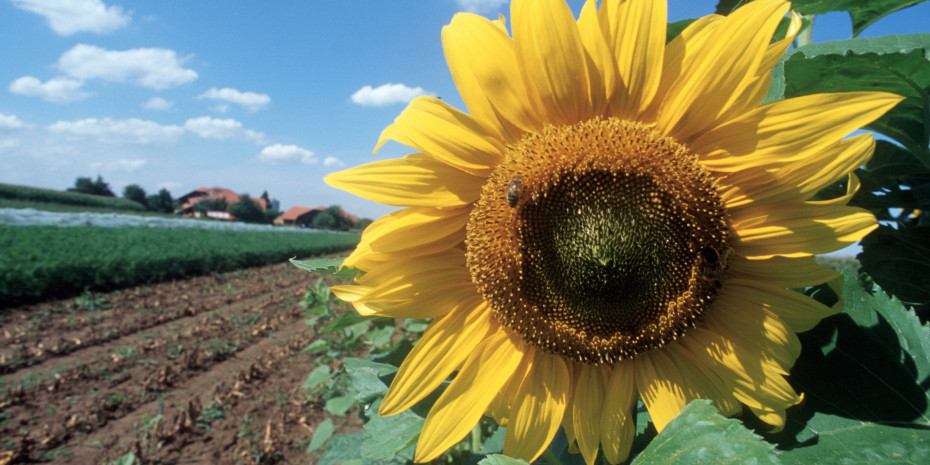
[0, 183, 147, 212]
[0, 225, 359, 302]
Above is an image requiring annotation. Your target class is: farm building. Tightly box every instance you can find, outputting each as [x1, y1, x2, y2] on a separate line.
[274, 206, 358, 227]
[175, 187, 268, 217]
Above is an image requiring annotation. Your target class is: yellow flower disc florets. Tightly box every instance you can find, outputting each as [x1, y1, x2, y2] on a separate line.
[466, 117, 730, 364]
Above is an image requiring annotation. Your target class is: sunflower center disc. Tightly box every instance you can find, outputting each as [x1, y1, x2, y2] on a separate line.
[466, 118, 730, 364]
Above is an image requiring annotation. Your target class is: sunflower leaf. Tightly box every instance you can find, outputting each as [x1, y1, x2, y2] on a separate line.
[789, 0, 928, 37]
[858, 225, 930, 320]
[290, 256, 361, 278]
[631, 400, 780, 465]
[776, 274, 930, 462]
[343, 358, 397, 405]
[362, 407, 422, 461]
[477, 455, 530, 465]
[767, 34, 930, 170]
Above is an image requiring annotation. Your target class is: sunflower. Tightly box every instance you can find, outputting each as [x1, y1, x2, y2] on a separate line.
[325, 0, 902, 463]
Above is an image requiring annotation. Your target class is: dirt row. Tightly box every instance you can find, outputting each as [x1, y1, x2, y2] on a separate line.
[0, 262, 360, 464]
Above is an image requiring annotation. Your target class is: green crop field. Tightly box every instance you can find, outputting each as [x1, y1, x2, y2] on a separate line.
[0, 225, 359, 302]
[0, 183, 147, 212]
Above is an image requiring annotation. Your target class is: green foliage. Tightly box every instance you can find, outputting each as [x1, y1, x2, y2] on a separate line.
[312, 210, 337, 229]
[0, 183, 146, 211]
[291, 257, 360, 279]
[228, 194, 268, 223]
[122, 184, 147, 206]
[69, 175, 115, 197]
[192, 196, 227, 213]
[145, 188, 175, 213]
[0, 225, 359, 300]
[632, 401, 779, 465]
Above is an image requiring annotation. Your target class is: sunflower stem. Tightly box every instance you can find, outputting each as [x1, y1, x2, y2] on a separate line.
[797, 14, 815, 47]
[470, 423, 482, 452]
[543, 448, 565, 465]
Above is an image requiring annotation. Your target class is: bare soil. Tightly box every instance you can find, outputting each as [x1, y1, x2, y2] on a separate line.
[0, 262, 360, 464]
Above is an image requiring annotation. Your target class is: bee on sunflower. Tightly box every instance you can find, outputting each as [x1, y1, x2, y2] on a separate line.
[325, 0, 902, 463]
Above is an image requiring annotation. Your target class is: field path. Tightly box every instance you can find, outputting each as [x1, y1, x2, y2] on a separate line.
[0, 261, 359, 464]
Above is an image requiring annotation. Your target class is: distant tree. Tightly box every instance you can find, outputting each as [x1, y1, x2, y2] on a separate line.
[311, 210, 336, 229]
[193, 197, 227, 214]
[228, 194, 267, 223]
[264, 208, 282, 224]
[70, 175, 115, 197]
[325, 205, 354, 231]
[146, 188, 175, 213]
[355, 218, 373, 230]
[260, 190, 272, 208]
[122, 184, 147, 206]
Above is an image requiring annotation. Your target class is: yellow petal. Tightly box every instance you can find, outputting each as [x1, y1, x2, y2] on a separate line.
[573, 364, 608, 465]
[732, 202, 877, 258]
[681, 328, 802, 431]
[360, 206, 469, 254]
[694, 92, 904, 171]
[512, 0, 593, 125]
[375, 96, 504, 176]
[664, 343, 742, 416]
[600, 361, 636, 464]
[719, 134, 874, 207]
[504, 349, 571, 462]
[706, 291, 802, 371]
[415, 330, 526, 462]
[577, 0, 614, 115]
[600, 0, 666, 118]
[722, 283, 839, 333]
[442, 13, 538, 141]
[635, 349, 695, 431]
[727, 255, 840, 289]
[324, 152, 483, 207]
[380, 298, 492, 415]
[658, 0, 789, 140]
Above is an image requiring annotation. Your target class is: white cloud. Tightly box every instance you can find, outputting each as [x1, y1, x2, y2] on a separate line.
[142, 97, 173, 110]
[48, 117, 185, 145]
[57, 44, 197, 90]
[350, 83, 430, 107]
[323, 156, 345, 168]
[9, 76, 92, 103]
[258, 144, 317, 164]
[183, 116, 265, 144]
[198, 87, 270, 111]
[12, 0, 130, 36]
[0, 113, 31, 129]
[455, 0, 508, 13]
[91, 158, 148, 172]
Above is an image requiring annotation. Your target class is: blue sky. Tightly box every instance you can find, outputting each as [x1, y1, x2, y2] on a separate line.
[0, 0, 928, 220]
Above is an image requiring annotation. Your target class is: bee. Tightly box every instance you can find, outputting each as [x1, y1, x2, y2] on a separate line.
[506, 176, 524, 208]
[698, 243, 731, 287]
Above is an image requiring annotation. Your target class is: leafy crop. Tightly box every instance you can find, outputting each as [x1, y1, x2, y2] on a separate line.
[0, 183, 146, 212]
[0, 225, 359, 302]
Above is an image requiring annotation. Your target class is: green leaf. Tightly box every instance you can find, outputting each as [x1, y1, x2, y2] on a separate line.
[290, 256, 360, 278]
[321, 310, 371, 333]
[714, 0, 745, 15]
[768, 34, 930, 169]
[776, 274, 930, 462]
[790, 0, 929, 37]
[344, 358, 397, 405]
[307, 418, 335, 453]
[666, 19, 695, 43]
[110, 452, 138, 465]
[859, 225, 930, 319]
[301, 364, 334, 390]
[366, 324, 396, 349]
[318, 431, 366, 465]
[362, 408, 423, 460]
[301, 339, 329, 354]
[478, 455, 531, 465]
[325, 395, 356, 416]
[632, 400, 780, 465]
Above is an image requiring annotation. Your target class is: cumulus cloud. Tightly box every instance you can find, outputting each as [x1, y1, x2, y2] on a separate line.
[91, 158, 148, 172]
[350, 83, 430, 107]
[48, 117, 185, 145]
[57, 44, 197, 90]
[142, 97, 173, 111]
[183, 116, 265, 144]
[198, 87, 270, 111]
[12, 0, 130, 36]
[0, 113, 31, 129]
[455, 0, 508, 13]
[9, 76, 92, 103]
[258, 144, 317, 164]
[323, 156, 345, 168]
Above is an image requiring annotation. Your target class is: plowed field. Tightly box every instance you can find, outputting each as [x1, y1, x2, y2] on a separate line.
[0, 262, 357, 464]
